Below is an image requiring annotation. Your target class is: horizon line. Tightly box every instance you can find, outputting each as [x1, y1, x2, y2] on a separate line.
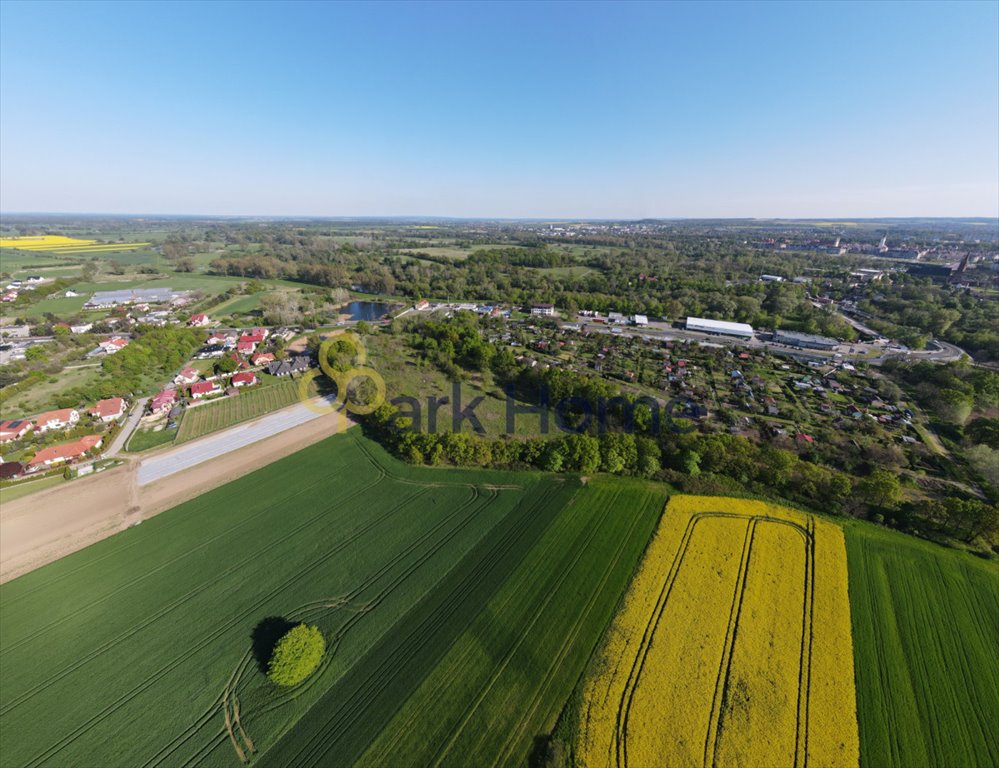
[2, 211, 998, 223]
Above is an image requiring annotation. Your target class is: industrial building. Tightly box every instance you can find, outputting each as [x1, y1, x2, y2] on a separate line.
[685, 317, 754, 339]
[773, 329, 839, 350]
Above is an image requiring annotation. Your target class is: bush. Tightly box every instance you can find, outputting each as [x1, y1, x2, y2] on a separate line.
[266, 623, 325, 686]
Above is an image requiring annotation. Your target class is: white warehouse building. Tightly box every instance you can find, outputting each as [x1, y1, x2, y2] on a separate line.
[685, 316, 754, 339]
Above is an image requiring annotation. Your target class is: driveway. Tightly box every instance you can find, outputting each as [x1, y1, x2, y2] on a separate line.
[104, 396, 149, 458]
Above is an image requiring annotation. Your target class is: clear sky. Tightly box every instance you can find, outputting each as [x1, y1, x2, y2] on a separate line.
[1, 0, 997, 218]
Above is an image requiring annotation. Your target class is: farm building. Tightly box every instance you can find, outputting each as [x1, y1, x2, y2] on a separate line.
[34, 408, 80, 433]
[773, 330, 839, 350]
[0, 419, 33, 443]
[685, 317, 754, 339]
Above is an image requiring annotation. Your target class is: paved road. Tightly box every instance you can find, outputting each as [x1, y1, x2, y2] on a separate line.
[136, 395, 340, 486]
[104, 396, 149, 458]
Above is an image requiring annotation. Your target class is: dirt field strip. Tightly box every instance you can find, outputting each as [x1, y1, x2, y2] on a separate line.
[0, 406, 355, 584]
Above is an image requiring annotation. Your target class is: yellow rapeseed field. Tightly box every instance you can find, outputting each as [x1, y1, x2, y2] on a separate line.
[577, 495, 858, 768]
[0, 235, 149, 252]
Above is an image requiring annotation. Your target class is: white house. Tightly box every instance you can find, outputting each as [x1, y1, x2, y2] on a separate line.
[174, 367, 200, 385]
[531, 303, 556, 317]
[99, 337, 129, 354]
[34, 408, 80, 433]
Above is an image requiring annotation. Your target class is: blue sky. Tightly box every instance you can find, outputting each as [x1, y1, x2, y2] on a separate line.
[1, 0, 997, 217]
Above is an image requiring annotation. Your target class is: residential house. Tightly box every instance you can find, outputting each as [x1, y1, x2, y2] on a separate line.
[99, 337, 129, 355]
[28, 435, 103, 470]
[0, 419, 34, 443]
[266, 356, 311, 377]
[190, 381, 222, 399]
[531, 303, 556, 317]
[34, 408, 80, 433]
[231, 371, 257, 387]
[236, 340, 256, 355]
[188, 313, 211, 327]
[88, 397, 126, 423]
[251, 352, 275, 366]
[174, 367, 200, 385]
[150, 389, 178, 414]
[414, 299, 430, 311]
[241, 329, 267, 345]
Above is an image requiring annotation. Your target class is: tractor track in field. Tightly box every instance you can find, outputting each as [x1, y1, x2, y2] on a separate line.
[703, 519, 758, 768]
[428, 487, 611, 768]
[149, 477, 503, 768]
[614, 509, 702, 768]
[351, 431, 523, 490]
[271, 480, 566, 768]
[611, 511, 816, 768]
[282, 483, 560, 767]
[358, 482, 589, 766]
[0, 467, 380, 719]
[491, 490, 661, 768]
[21, 473, 438, 768]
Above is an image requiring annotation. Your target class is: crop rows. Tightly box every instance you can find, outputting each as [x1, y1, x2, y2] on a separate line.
[257, 478, 581, 768]
[176, 381, 300, 443]
[0, 434, 526, 767]
[846, 524, 999, 768]
[354, 480, 666, 768]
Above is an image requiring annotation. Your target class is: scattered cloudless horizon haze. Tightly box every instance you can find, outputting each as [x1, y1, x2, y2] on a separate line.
[1, 0, 997, 218]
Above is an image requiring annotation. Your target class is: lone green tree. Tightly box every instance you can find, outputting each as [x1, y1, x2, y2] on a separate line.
[267, 624, 325, 686]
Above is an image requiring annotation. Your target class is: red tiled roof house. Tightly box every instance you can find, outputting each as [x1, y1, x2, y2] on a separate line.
[88, 398, 126, 423]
